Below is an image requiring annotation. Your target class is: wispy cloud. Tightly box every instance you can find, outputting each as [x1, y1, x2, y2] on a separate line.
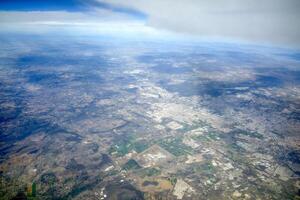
[0, 1, 146, 33]
[0, 10, 162, 38]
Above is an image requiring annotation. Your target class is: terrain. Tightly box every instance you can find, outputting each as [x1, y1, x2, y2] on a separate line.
[0, 34, 300, 200]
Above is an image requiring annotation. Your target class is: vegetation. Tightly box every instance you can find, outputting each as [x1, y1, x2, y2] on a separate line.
[122, 159, 142, 171]
[40, 172, 57, 185]
[109, 138, 149, 157]
[138, 168, 161, 177]
[192, 162, 216, 177]
[239, 130, 263, 139]
[158, 137, 193, 156]
[229, 129, 263, 139]
[191, 131, 220, 142]
[167, 176, 177, 186]
[26, 182, 37, 199]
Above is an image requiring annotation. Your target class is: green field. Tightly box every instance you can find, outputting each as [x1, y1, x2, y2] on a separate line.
[158, 137, 193, 156]
[137, 167, 161, 177]
[109, 138, 149, 157]
[122, 159, 142, 171]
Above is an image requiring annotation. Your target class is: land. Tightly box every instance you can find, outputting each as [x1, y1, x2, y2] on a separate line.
[0, 35, 299, 200]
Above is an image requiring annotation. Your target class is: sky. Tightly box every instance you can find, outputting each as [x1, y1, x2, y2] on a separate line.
[0, 0, 299, 47]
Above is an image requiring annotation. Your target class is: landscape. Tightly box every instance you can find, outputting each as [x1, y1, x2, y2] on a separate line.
[0, 34, 299, 199]
[0, 0, 300, 200]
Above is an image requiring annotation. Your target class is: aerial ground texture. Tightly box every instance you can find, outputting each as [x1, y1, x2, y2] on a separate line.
[0, 34, 300, 200]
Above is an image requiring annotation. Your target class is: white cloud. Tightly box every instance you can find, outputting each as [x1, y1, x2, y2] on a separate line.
[0, 9, 134, 24]
[0, 10, 164, 38]
[98, 0, 300, 47]
[1, 1, 299, 47]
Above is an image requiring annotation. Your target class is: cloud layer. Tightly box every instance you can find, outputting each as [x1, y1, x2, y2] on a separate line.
[0, 0, 299, 47]
[98, 0, 300, 47]
[0, 10, 163, 38]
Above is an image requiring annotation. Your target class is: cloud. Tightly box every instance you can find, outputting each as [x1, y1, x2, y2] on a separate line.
[1, 0, 299, 47]
[97, 0, 300, 47]
[0, 10, 162, 37]
[0, 9, 135, 24]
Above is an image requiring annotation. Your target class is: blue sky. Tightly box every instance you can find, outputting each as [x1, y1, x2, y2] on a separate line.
[0, 0, 158, 40]
[0, 0, 146, 19]
[0, 0, 83, 11]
